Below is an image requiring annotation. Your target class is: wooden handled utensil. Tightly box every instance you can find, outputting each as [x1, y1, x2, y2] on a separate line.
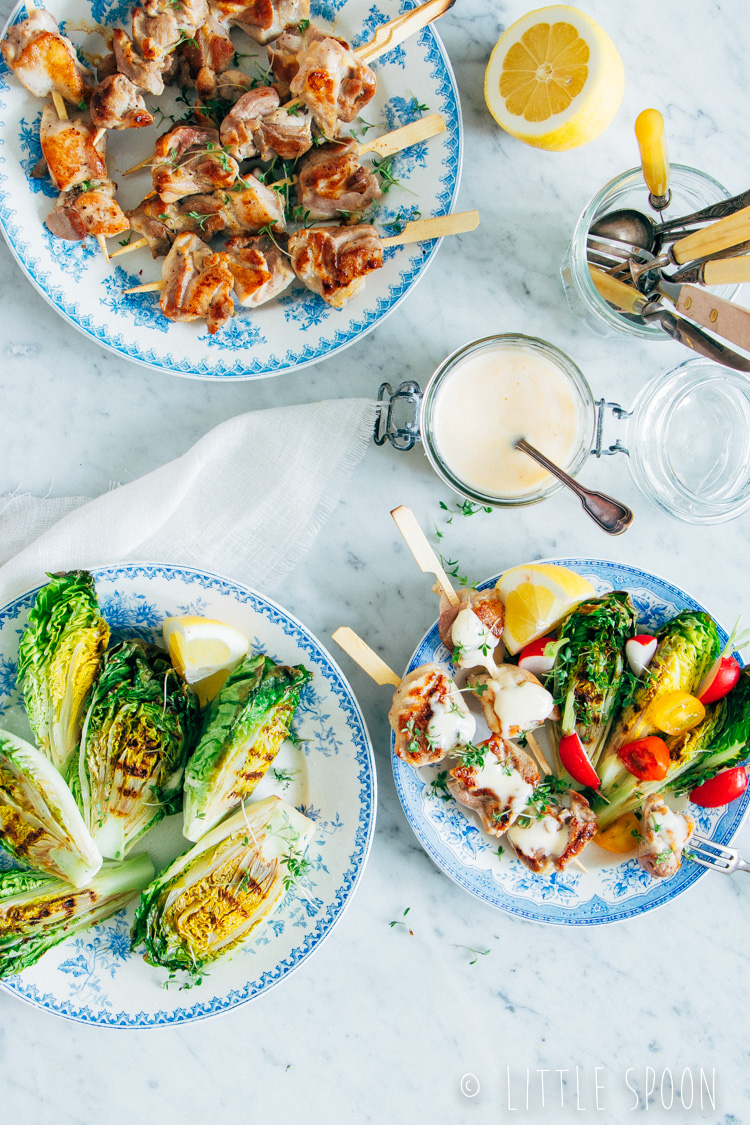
[635, 108, 670, 210]
[630, 205, 750, 285]
[357, 0, 454, 63]
[390, 505, 460, 605]
[331, 627, 401, 686]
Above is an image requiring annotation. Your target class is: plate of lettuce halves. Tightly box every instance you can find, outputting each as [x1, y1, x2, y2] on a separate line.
[392, 558, 750, 926]
[0, 563, 375, 1025]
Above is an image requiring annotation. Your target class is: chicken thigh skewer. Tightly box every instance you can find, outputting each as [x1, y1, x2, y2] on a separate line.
[109, 113, 447, 257]
[121, 211, 480, 318]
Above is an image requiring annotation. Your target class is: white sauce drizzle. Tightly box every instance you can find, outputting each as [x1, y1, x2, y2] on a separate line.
[427, 687, 476, 752]
[647, 804, 690, 856]
[450, 606, 500, 676]
[491, 679, 555, 737]
[469, 754, 534, 821]
[507, 812, 568, 859]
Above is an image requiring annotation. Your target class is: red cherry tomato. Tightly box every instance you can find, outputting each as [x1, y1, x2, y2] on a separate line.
[559, 731, 600, 789]
[618, 736, 670, 781]
[697, 656, 741, 705]
[689, 766, 749, 807]
[518, 636, 556, 677]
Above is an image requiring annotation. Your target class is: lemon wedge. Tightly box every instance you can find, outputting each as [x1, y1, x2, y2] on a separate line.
[484, 5, 624, 151]
[496, 563, 595, 653]
[162, 616, 249, 703]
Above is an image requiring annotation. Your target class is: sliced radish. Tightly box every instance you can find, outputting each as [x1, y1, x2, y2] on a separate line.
[518, 636, 557, 677]
[625, 634, 657, 677]
[697, 656, 741, 705]
[559, 732, 600, 790]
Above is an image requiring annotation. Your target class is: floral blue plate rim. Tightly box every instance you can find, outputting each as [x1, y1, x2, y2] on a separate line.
[391, 557, 748, 927]
[0, 562, 377, 1025]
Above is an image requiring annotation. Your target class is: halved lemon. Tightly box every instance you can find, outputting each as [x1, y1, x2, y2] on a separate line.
[163, 616, 249, 703]
[496, 562, 595, 653]
[484, 5, 625, 151]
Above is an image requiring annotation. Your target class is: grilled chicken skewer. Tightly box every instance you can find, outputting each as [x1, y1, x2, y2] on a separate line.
[122, 211, 479, 318]
[112, 113, 447, 257]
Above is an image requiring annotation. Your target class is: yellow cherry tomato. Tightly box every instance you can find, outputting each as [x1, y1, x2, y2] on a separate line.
[595, 813, 641, 854]
[648, 691, 706, 735]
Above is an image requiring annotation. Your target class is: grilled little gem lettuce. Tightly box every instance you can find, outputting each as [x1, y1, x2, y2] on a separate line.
[18, 570, 109, 778]
[0, 855, 155, 979]
[182, 653, 311, 842]
[131, 795, 314, 974]
[77, 641, 201, 861]
[0, 729, 102, 888]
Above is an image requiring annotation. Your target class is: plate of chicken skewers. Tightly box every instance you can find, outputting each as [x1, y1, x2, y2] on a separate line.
[0, 0, 465, 378]
[334, 513, 750, 926]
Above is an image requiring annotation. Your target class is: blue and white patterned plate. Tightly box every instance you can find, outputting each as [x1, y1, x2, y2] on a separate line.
[0, 563, 376, 1024]
[0, 0, 462, 379]
[392, 558, 750, 926]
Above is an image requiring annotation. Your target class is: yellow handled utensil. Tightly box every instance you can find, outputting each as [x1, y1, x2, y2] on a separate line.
[628, 205, 750, 286]
[331, 627, 401, 687]
[635, 109, 670, 210]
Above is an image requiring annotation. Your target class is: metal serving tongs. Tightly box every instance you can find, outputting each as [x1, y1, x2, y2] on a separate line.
[588, 267, 750, 372]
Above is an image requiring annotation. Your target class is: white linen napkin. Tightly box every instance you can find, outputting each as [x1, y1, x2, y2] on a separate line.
[0, 398, 376, 603]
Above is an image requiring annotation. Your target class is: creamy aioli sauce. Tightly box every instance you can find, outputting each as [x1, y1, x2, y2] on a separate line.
[450, 605, 500, 675]
[491, 679, 555, 737]
[469, 755, 534, 820]
[647, 804, 690, 855]
[507, 813, 568, 859]
[427, 688, 476, 752]
[432, 345, 581, 498]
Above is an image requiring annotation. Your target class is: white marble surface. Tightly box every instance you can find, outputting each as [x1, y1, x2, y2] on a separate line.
[2, 0, 750, 1121]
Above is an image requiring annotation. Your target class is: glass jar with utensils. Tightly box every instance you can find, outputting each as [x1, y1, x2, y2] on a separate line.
[562, 165, 743, 339]
[375, 335, 750, 525]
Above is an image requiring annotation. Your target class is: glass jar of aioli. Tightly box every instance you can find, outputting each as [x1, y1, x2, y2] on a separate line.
[374, 340, 750, 525]
[419, 334, 595, 508]
[562, 165, 740, 340]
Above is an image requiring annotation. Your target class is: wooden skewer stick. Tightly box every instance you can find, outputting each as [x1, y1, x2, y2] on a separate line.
[331, 627, 401, 687]
[357, 112, 445, 158]
[524, 731, 553, 777]
[572, 858, 588, 874]
[381, 209, 479, 247]
[123, 279, 163, 294]
[93, 127, 106, 146]
[109, 235, 150, 258]
[123, 154, 152, 176]
[51, 90, 68, 120]
[391, 505, 460, 606]
[96, 234, 110, 261]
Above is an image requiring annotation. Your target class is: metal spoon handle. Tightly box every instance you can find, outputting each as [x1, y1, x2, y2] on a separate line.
[514, 439, 633, 535]
[655, 188, 750, 234]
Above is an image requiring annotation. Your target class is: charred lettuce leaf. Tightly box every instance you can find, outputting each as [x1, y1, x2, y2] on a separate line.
[0, 729, 102, 888]
[132, 795, 313, 975]
[182, 654, 311, 842]
[669, 668, 750, 795]
[0, 855, 154, 979]
[549, 592, 638, 771]
[78, 641, 200, 861]
[18, 570, 109, 778]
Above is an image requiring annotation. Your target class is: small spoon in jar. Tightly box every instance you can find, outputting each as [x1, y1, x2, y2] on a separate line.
[514, 438, 633, 535]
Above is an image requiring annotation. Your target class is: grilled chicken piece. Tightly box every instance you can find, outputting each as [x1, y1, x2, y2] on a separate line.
[267, 24, 337, 96]
[436, 586, 505, 676]
[1, 9, 87, 103]
[160, 231, 234, 332]
[126, 194, 226, 256]
[220, 85, 279, 159]
[212, 0, 308, 44]
[388, 663, 475, 767]
[256, 104, 312, 160]
[90, 74, 154, 129]
[178, 11, 234, 94]
[507, 791, 597, 874]
[219, 174, 287, 233]
[142, 0, 209, 25]
[290, 36, 376, 136]
[132, 7, 184, 61]
[223, 235, 294, 306]
[214, 67, 257, 102]
[40, 105, 108, 192]
[449, 735, 539, 837]
[288, 224, 382, 308]
[296, 139, 380, 220]
[46, 180, 129, 240]
[152, 124, 239, 203]
[469, 665, 557, 740]
[638, 795, 694, 879]
[113, 28, 166, 95]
